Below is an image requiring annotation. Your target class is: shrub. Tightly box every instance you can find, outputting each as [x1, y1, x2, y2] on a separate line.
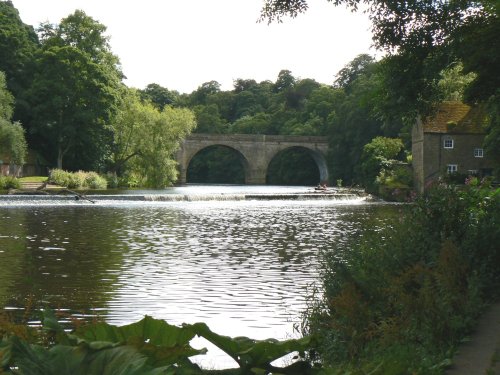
[305, 184, 500, 372]
[84, 172, 107, 189]
[48, 169, 72, 187]
[0, 176, 20, 190]
[67, 171, 86, 189]
[48, 169, 107, 189]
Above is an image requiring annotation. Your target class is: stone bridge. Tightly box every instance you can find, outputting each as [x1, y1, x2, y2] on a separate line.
[175, 133, 329, 184]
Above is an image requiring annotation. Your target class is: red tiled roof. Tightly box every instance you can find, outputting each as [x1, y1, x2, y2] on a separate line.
[423, 101, 488, 134]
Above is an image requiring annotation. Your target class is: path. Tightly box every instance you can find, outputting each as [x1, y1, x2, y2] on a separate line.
[446, 302, 500, 375]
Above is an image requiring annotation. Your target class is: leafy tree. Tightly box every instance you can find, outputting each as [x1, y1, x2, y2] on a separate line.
[273, 69, 295, 93]
[38, 9, 122, 73]
[139, 83, 179, 110]
[28, 10, 123, 171]
[334, 54, 375, 92]
[0, 1, 39, 125]
[0, 71, 13, 120]
[110, 89, 196, 187]
[232, 113, 272, 134]
[192, 104, 228, 134]
[189, 80, 221, 106]
[328, 56, 388, 184]
[0, 71, 27, 166]
[28, 45, 120, 170]
[358, 136, 404, 191]
[438, 64, 477, 102]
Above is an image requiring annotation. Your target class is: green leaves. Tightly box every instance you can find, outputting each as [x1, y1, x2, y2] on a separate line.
[188, 322, 314, 372]
[0, 310, 318, 374]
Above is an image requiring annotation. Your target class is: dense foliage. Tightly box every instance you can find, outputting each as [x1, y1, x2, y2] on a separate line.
[304, 183, 500, 373]
[0, 3, 195, 187]
[0, 71, 27, 167]
[0, 309, 317, 374]
[48, 169, 107, 190]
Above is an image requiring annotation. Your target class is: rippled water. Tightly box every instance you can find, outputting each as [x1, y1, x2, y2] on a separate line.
[0, 187, 399, 366]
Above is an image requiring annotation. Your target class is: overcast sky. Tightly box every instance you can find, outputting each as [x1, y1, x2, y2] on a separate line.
[11, 0, 376, 93]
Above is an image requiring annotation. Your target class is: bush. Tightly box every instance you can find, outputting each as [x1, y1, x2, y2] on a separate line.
[48, 169, 107, 190]
[305, 184, 500, 372]
[0, 175, 20, 190]
[84, 172, 107, 189]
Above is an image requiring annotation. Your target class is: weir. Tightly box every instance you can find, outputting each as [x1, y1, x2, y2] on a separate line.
[0, 191, 367, 203]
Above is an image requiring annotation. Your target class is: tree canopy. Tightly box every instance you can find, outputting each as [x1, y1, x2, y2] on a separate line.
[0, 71, 27, 166]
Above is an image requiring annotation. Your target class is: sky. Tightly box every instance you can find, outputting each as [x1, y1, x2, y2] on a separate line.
[11, 0, 376, 94]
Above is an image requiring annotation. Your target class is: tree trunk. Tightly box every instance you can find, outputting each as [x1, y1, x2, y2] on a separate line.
[57, 147, 63, 169]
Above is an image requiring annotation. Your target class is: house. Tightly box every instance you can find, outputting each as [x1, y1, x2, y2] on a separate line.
[412, 101, 494, 193]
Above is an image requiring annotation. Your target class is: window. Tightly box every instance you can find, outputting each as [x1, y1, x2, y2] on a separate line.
[474, 148, 484, 158]
[468, 170, 479, 176]
[447, 164, 458, 173]
[444, 138, 454, 149]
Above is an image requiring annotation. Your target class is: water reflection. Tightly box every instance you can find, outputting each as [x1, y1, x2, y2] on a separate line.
[0, 198, 399, 347]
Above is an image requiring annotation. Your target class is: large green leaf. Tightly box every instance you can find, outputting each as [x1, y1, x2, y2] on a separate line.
[2, 335, 185, 375]
[187, 322, 315, 371]
[71, 316, 205, 367]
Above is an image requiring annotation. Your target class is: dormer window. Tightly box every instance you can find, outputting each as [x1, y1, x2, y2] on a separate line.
[444, 138, 454, 149]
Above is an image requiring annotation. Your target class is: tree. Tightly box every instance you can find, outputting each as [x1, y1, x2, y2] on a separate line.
[38, 9, 122, 73]
[189, 81, 221, 106]
[139, 83, 180, 110]
[328, 56, 388, 184]
[28, 45, 120, 170]
[110, 89, 196, 187]
[192, 104, 227, 134]
[0, 1, 39, 125]
[358, 136, 404, 192]
[28, 10, 123, 171]
[334, 54, 375, 92]
[0, 71, 27, 166]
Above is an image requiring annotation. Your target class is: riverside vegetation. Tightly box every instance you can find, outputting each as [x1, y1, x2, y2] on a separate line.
[303, 181, 500, 374]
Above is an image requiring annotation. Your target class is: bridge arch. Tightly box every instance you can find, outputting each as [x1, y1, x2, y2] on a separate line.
[184, 144, 250, 184]
[176, 134, 329, 185]
[264, 146, 328, 185]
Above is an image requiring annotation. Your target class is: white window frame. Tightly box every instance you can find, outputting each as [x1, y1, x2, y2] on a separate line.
[468, 170, 479, 175]
[447, 164, 458, 174]
[474, 148, 484, 158]
[444, 138, 454, 149]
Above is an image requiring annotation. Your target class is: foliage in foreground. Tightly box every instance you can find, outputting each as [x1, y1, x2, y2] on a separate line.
[305, 183, 500, 374]
[48, 169, 107, 190]
[0, 310, 318, 374]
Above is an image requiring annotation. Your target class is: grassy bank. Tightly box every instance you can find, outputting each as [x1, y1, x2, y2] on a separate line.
[304, 181, 500, 373]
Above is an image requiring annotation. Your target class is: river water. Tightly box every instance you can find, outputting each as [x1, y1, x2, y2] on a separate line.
[0, 185, 398, 367]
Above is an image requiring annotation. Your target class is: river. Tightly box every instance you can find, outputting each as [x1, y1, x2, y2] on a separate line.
[0, 185, 399, 367]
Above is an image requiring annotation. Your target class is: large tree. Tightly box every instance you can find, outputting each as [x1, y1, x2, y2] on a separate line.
[28, 10, 122, 171]
[0, 1, 39, 126]
[0, 71, 27, 167]
[110, 89, 196, 187]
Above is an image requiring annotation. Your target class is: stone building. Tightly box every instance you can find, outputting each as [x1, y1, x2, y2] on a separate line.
[412, 101, 494, 193]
